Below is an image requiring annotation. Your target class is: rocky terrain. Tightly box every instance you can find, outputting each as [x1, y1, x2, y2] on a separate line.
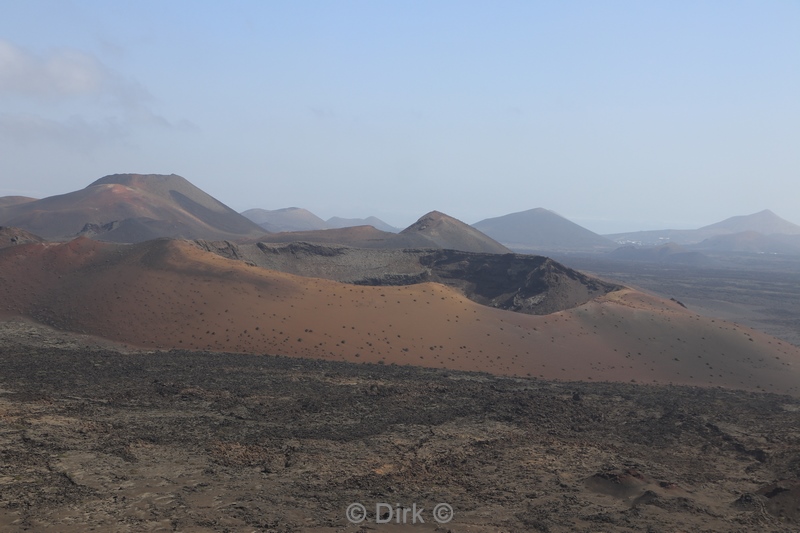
[0, 319, 799, 532]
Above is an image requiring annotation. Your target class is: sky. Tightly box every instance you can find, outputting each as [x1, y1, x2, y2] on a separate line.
[1, 1, 798, 233]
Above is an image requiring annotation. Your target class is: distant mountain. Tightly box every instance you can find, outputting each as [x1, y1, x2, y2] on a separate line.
[0, 174, 265, 243]
[0, 196, 37, 208]
[472, 208, 616, 252]
[239, 209, 402, 234]
[326, 216, 400, 233]
[401, 211, 510, 254]
[254, 225, 421, 249]
[255, 211, 509, 254]
[607, 210, 800, 246]
[699, 209, 800, 235]
[241, 207, 328, 233]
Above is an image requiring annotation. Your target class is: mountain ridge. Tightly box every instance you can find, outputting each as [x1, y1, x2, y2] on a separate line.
[256, 211, 510, 254]
[607, 210, 800, 246]
[241, 207, 328, 232]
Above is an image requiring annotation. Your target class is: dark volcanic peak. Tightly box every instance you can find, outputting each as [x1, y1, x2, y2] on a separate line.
[0, 173, 264, 243]
[472, 208, 616, 253]
[241, 207, 328, 232]
[401, 211, 510, 254]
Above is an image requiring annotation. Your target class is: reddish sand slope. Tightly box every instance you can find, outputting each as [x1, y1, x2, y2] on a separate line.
[1, 238, 799, 395]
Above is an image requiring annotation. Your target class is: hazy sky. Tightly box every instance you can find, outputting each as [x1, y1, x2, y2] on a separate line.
[1, 1, 798, 233]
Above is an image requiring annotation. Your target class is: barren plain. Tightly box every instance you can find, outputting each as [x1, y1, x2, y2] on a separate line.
[1, 320, 800, 532]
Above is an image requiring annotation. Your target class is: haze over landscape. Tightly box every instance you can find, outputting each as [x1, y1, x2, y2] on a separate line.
[2, 1, 798, 232]
[3, 3, 800, 531]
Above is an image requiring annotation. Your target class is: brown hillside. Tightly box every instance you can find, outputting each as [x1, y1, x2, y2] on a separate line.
[1, 238, 799, 395]
[0, 174, 264, 242]
[401, 210, 511, 253]
[0, 226, 45, 249]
